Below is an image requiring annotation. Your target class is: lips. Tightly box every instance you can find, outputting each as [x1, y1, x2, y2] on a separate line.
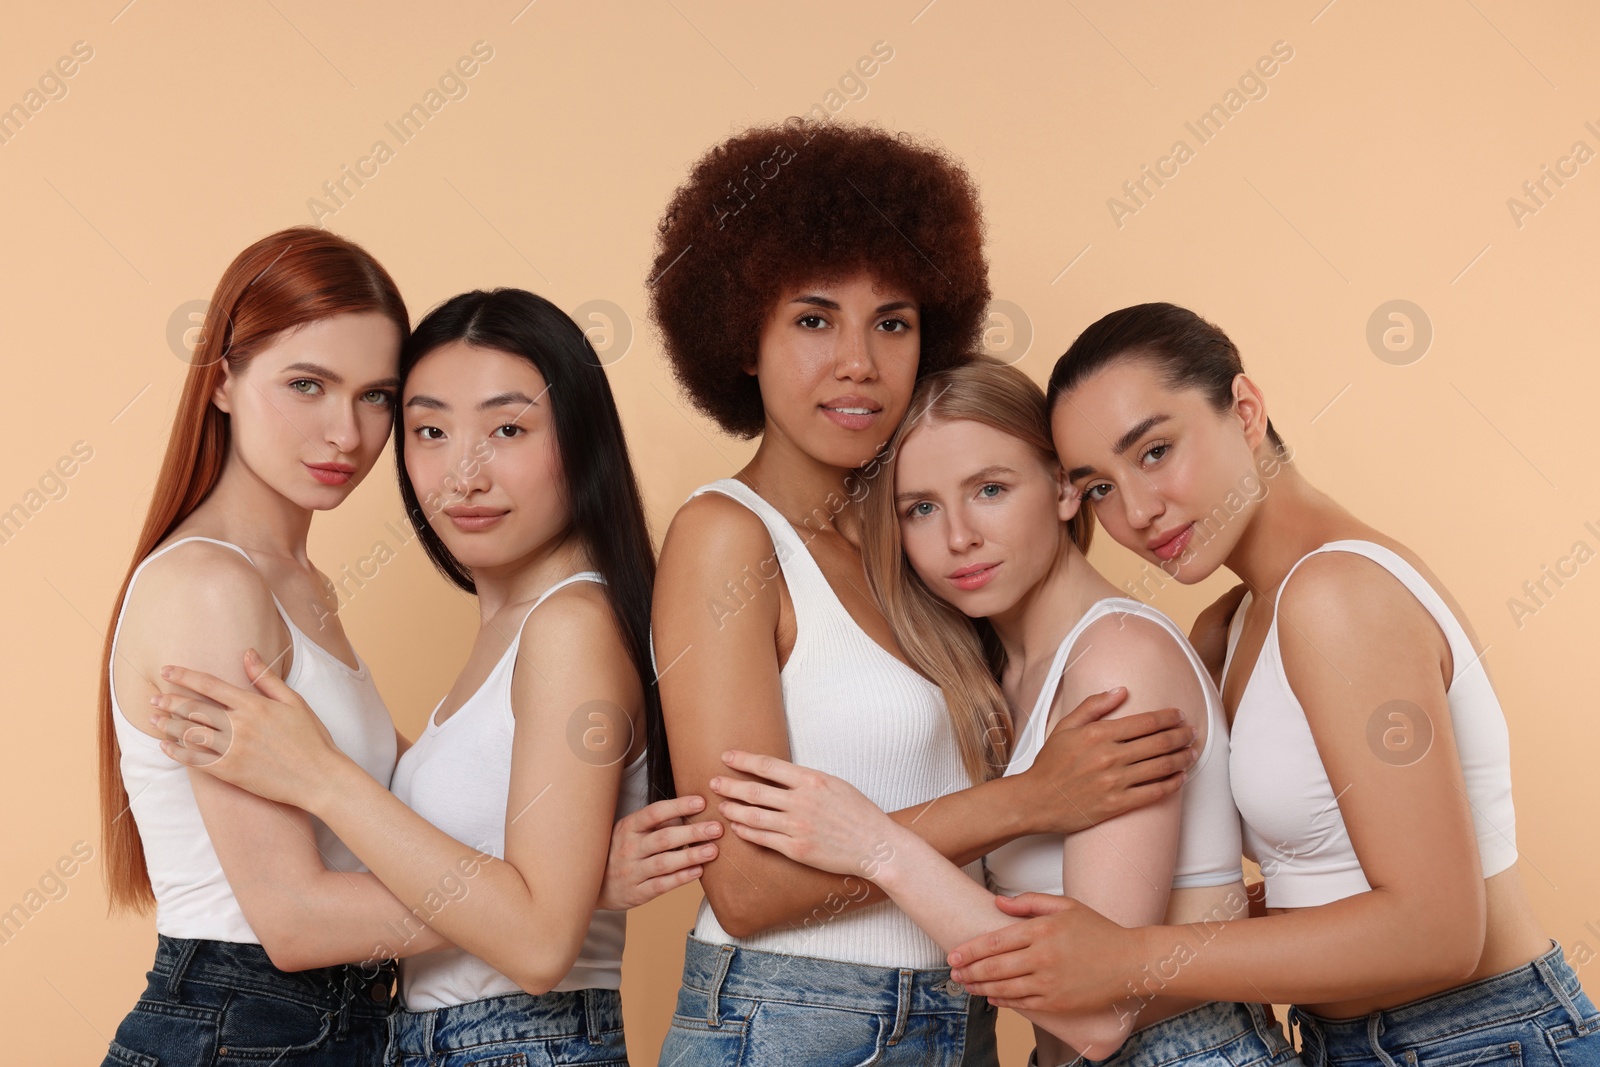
[1148, 523, 1195, 562]
[443, 506, 508, 532]
[948, 561, 1001, 591]
[819, 395, 882, 431]
[305, 462, 355, 486]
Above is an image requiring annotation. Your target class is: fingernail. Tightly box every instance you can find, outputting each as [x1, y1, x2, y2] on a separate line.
[159, 666, 173, 678]
[1190, 726, 1199, 740]
[246, 648, 260, 662]
[706, 823, 722, 837]
[148, 695, 160, 706]
[148, 715, 160, 725]
[709, 777, 721, 790]
[699, 846, 716, 859]
[688, 796, 705, 809]
[721, 750, 734, 762]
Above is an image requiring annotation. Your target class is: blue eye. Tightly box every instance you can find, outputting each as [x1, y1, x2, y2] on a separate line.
[978, 483, 1003, 499]
[904, 501, 934, 519]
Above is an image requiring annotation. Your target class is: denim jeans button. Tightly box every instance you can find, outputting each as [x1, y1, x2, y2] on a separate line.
[944, 978, 965, 995]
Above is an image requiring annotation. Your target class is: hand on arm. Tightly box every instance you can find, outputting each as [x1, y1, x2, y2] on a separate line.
[656, 496, 1200, 938]
[132, 545, 451, 971]
[947, 556, 1486, 1011]
[162, 585, 646, 994]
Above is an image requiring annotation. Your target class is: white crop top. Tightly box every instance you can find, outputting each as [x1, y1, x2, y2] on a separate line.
[1224, 540, 1518, 908]
[390, 572, 650, 1009]
[677, 478, 985, 969]
[985, 598, 1244, 899]
[109, 536, 398, 943]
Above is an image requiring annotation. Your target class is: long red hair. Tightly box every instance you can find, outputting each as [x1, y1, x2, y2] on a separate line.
[99, 227, 409, 914]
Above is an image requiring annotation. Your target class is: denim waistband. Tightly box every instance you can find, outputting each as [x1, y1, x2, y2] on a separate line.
[1101, 1000, 1288, 1067]
[386, 987, 621, 1060]
[679, 932, 974, 1018]
[1288, 940, 1597, 1063]
[150, 933, 397, 1031]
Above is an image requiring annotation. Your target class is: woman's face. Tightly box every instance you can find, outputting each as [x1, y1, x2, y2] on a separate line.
[212, 311, 402, 511]
[1051, 358, 1265, 584]
[751, 270, 920, 470]
[895, 417, 1075, 619]
[401, 342, 568, 572]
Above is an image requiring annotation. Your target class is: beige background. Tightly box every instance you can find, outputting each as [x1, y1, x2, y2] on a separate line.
[3, 1, 1597, 1062]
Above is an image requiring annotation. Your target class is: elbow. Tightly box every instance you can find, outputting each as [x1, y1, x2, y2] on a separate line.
[1412, 891, 1486, 984]
[259, 929, 317, 973]
[701, 885, 762, 939]
[1067, 1015, 1135, 1062]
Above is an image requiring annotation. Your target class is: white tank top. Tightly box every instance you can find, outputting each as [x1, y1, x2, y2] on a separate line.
[985, 598, 1243, 899]
[1224, 540, 1518, 908]
[681, 478, 984, 969]
[108, 536, 398, 943]
[390, 572, 650, 1009]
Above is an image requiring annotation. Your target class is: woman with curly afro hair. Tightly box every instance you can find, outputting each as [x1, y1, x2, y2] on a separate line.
[647, 119, 1200, 1065]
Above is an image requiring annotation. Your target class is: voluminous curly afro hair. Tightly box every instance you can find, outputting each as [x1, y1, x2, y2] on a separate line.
[647, 118, 991, 439]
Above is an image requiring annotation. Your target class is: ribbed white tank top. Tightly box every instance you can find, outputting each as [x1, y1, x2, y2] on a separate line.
[108, 536, 398, 942]
[683, 478, 983, 969]
[390, 572, 650, 1008]
[1224, 540, 1518, 908]
[985, 598, 1243, 899]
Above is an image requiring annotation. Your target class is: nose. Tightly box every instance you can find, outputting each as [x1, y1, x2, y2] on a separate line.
[833, 321, 876, 381]
[324, 398, 362, 456]
[442, 438, 492, 500]
[946, 505, 983, 553]
[1120, 475, 1165, 531]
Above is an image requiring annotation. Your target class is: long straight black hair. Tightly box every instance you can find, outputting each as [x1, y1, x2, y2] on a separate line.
[394, 288, 671, 803]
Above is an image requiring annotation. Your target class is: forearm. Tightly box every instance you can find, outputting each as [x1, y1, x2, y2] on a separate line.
[873, 827, 1135, 1055]
[265, 869, 453, 969]
[1136, 890, 1480, 1005]
[715, 773, 1034, 936]
[304, 763, 590, 987]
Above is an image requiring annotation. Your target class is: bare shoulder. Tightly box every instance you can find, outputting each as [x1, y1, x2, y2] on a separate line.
[514, 580, 627, 668]
[114, 539, 290, 738]
[659, 490, 777, 574]
[1054, 610, 1206, 727]
[123, 539, 283, 642]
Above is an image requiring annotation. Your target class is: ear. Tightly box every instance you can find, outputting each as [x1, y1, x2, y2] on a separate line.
[210, 361, 237, 414]
[1054, 466, 1084, 522]
[1231, 373, 1270, 451]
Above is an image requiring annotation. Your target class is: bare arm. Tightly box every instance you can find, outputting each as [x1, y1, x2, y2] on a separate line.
[949, 554, 1486, 1009]
[655, 496, 1194, 938]
[125, 543, 450, 971]
[712, 613, 1199, 1057]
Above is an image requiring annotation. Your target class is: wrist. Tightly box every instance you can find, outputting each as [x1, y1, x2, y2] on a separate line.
[302, 749, 360, 817]
[992, 771, 1046, 837]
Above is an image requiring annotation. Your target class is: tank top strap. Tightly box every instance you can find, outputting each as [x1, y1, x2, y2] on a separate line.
[689, 478, 842, 622]
[1270, 539, 1475, 678]
[489, 571, 608, 688]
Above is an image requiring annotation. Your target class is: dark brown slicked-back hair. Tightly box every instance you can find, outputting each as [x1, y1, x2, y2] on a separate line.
[647, 118, 991, 438]
[1046, 302, 1286, 453]
[98, 227, 409, 915]
[861, 356, 1095, 786]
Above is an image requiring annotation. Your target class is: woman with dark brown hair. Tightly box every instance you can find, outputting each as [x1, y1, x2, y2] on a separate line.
[646, 120, 1200, 1065]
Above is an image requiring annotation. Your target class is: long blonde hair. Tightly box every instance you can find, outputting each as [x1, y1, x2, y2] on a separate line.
[861, 357, 1095, 785]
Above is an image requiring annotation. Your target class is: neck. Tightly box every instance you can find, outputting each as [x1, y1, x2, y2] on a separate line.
[987, 533, 1118, 673]
[189, 450, 315, 561]
[738, 425, 877, 542]
[470, 529, 592, 623]
[1223, 459, 1360, 599]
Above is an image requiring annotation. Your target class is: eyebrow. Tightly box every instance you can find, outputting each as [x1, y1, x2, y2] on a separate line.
[283, 361, 400, 390]
[895, 464, 1019, 503]
[790, 295, 917, 314]
[404, 390, 543, 412]
[1066, 414, 1171, 481]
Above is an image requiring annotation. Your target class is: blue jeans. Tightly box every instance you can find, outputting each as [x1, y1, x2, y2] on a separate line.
[1288, 940, 1600, 1067]
[1027, 1001, 1302, 1067]
[656, 932, 999, 1065]
[384, 987, 626, 1066]
[101, 934, 397, 1066]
